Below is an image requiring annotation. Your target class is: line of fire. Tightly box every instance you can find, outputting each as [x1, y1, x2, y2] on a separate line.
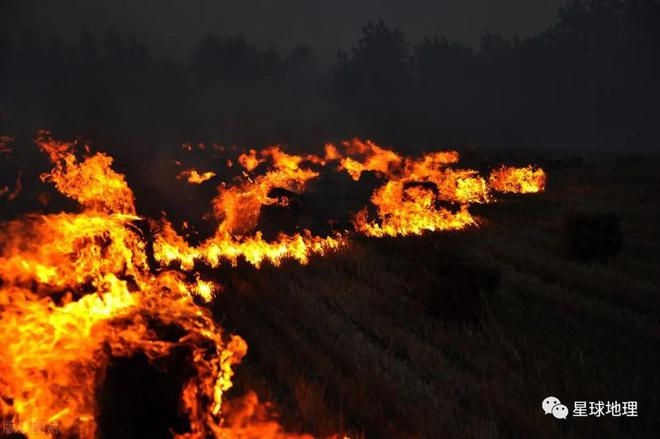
[2, 1, 658, 437]
[0, 132, 544, 438]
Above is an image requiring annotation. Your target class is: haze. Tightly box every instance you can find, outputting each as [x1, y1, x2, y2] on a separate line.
[1, 0, 567, 60]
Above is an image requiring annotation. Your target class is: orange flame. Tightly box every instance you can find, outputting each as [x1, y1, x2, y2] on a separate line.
[0, 133, 248, 438]
[0, 132, 544, 438]
[324, 140, 490, 237]
[488, 165, 547, 193]
[238, 149, 263, 172]
[211, 147, 319, 235]
[177, 169, 216, 184]
[37, 132, 136, 214]
[335, 138, 403, 180]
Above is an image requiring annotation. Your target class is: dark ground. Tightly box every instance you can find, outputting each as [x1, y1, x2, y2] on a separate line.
[210, 153, 660, 438]
[2, 2, 660, 436]
[1, 147, 659, 438]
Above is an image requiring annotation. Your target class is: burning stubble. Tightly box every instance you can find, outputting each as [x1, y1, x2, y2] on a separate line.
[0, 132, 544, 438]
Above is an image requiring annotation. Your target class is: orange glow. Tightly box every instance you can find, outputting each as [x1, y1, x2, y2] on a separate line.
[0, 132, 544, 438]
[153, 144, 343, 271]
[334, 138, 403, 180]
[217, 391, 314, 438]
[177, 168, 216, 184]
[489, 165, 547, 193]
[238, 149, 263, 171]
[153, 219, 344, 270]
[211, 147, 319, 236]
[193, 275, 218, 302]
[324, 139, 490, 237]
[0, 133, 247, 438]
[353, 182, 478, 237]
[37, 131, 136, 214]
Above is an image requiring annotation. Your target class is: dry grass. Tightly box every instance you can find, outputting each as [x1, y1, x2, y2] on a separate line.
[213, 154, 660, 438]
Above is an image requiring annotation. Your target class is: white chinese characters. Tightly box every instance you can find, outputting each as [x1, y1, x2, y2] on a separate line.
[576, 400, 638, 417]
[543, 396, 638, 419]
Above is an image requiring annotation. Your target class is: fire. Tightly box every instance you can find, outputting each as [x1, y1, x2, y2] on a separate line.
[152, 144, 346, 271]
[334, 138, 403, 181]
[0, 133, 248, 438]
[216, 391, 313, 438]
[153, 219, 343, 271]
[177, 169, 216, 184]
[0, 132, 545, 438]
[322, 139, 490, 237]
[353, 184, 477, 237]
[0, 276, 135, 438]
[213, 146, 319, 235]
[238, 149, 263, 172]
[0, 213, 146, 287]
[38, 132, 136, 214]
[488, 165, 546, 193]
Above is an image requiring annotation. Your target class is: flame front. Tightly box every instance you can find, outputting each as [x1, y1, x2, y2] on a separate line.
[0, 133, 246, 438]
[321, 139, 488, 237]
[488, 165, 546, 193]
[0, 132, 544, 438]
[154, 145, 343, 270]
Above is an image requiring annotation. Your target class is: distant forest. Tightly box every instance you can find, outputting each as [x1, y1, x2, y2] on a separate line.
[1, 0, 659, 153]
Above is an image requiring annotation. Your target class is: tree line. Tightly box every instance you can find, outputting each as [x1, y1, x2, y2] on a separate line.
[0, 0, 659, 153]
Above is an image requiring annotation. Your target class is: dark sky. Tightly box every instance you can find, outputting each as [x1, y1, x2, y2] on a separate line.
[1, 0, 567, 61]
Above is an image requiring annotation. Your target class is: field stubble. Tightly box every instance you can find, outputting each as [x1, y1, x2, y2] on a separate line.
[214, 155, 660, 438]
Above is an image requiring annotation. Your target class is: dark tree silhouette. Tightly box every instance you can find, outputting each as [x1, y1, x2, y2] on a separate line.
[0, 32, 10, 79]
[1, 0, 659, 152]
[329, 20, 413, 144]
[103, 30, 126, 65]
[79, 26, 98, 65]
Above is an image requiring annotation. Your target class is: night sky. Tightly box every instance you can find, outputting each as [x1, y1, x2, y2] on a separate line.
[1, 0, 568, 60]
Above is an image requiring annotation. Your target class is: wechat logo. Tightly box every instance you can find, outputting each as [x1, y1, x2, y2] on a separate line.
[542, 396, 568, 419]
